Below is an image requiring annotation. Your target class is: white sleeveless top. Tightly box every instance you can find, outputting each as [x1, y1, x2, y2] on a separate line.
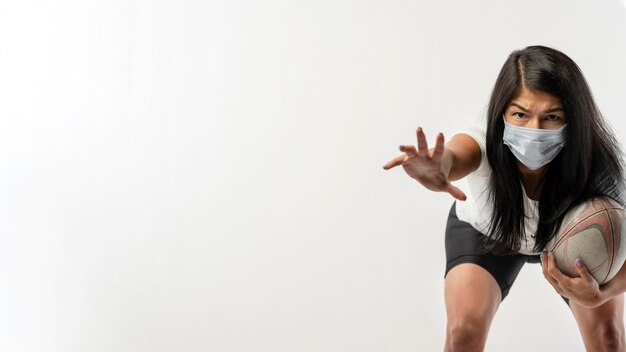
[454, 126, 541, 255]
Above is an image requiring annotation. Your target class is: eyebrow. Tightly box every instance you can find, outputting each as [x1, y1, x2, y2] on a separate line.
[510, 102, 564, 113]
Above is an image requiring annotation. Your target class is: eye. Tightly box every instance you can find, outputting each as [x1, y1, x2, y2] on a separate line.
[546, 114, 562, 121]
[513, 112, 526, 119]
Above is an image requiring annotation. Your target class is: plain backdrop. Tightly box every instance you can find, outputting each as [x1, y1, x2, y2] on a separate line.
[1, 0, 626, 351]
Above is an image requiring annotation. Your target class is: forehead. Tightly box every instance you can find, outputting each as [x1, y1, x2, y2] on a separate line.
[508, 87, 563, 109]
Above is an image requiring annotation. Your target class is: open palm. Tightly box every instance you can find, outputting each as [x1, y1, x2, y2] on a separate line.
[383, 127, 466, 201]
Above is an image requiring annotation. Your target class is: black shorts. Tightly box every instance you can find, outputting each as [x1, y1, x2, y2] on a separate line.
[444, 202, 568, 304]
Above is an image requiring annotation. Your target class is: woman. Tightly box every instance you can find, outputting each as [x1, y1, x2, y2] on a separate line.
[383, 46, 626, 351]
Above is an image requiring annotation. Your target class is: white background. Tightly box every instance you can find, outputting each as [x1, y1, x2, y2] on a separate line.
[1, 0, 625, 351]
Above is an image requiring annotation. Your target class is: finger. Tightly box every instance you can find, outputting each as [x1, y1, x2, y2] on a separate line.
[445, 183, 467, 201]
[541, 253, 562, 287]
[546, 251, 568, 283]
[382, 154, 409, 170]
[574, 258, 595, 283]
[399, 145, 418, 157]
[432, 133, 445, 162]
[416, 127, 429, 156]
[542, 251, 555, 280]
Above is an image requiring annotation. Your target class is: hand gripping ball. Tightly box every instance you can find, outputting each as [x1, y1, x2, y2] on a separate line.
[546, 197, 626, 285]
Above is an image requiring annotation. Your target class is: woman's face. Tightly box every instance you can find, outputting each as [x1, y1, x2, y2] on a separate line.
[504, 87, 566, 130]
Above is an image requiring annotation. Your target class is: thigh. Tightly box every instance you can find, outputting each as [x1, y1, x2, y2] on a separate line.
[443, 203, 527, 350]
[445, 202, 526, 300]
[570, 294, 625, 352]
[445, 263, 502, 322]
[444, 263, 502, 352]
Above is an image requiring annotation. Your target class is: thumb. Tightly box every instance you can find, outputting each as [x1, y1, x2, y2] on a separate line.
[445, 184, 467, 201]
[574, 258, 595, 283]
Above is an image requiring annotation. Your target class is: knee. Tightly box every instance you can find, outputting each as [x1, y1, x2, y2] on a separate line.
[446, 318, 489, 352]
[594, 319, 625, 352]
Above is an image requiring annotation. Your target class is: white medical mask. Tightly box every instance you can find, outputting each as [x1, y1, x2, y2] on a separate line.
[502, 118, 567, 170]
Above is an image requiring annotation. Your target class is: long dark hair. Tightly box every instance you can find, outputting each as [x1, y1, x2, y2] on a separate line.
[483, 45, 625, 254]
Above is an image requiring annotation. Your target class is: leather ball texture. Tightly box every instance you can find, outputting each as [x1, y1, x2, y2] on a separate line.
[547, 197, 626, 285]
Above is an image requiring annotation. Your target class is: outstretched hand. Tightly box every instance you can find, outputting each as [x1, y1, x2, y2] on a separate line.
[383, 127, 467, 201]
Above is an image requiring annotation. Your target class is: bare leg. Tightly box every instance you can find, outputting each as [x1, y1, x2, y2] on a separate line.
[570, 294, 625, 352]
[444, 263, 502, 352]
